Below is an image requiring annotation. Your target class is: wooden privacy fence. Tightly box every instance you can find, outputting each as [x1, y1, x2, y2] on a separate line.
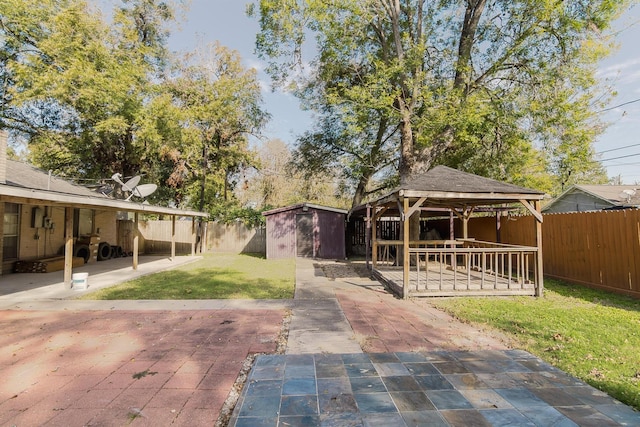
[495, 209, 640, 299]
[117, 220, 266, 255]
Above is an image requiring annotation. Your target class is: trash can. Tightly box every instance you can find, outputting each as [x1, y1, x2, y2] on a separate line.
[72, 272, 89, 290]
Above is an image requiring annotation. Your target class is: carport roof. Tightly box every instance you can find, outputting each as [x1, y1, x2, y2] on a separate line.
[1, 159, 207, 218]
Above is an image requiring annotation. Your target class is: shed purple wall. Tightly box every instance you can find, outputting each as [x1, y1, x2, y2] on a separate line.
[265, 209, 296, 259]
[264, 205, 346, 259]
[315, 210, 345, 259]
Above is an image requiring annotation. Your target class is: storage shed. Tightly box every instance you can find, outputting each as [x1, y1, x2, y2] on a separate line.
[263, 203, 347, 259]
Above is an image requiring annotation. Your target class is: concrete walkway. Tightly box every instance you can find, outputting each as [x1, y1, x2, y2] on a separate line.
[286, 259, 361, 354]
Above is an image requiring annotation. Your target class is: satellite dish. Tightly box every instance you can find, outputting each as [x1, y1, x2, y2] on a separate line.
[111, 173, 157, 201]
[126, 183, 158, 201]
[111, 173, 141, 192]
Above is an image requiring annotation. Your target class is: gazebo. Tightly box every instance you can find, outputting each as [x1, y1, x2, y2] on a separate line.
[353, 166, 545, 298]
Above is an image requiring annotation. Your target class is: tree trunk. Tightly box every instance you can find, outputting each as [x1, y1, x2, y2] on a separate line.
[198, 144, 207, 212]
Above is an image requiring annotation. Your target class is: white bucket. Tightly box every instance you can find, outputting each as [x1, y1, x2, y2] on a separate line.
[72, 272, 89, 290]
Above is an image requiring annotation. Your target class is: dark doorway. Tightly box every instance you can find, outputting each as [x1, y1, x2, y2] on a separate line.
[296, 214, 314, 257]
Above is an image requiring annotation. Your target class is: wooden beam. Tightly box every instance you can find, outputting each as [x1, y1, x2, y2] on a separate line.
[534, 200, 544, 297]
[461, 206, 476, 239]
[133, 212, 139, 270]
[400, 189, 544, 201]
[520, 199, 543, 223]
[405, 197, 427, 218]
[373, 205, 389, 221]
[397, 200, 404, 220]
[451, 209, 464, 221]
[64, 207, 73, 289]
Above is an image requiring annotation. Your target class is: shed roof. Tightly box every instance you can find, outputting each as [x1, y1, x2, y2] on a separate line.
[1, 159, 207, 218]
[262, 202, 348, 217]
[373, 166, 544, 210]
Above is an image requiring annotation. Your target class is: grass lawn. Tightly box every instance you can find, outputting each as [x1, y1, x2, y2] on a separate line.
[78, 253, 295, 300]
[429, 279, 640, 410]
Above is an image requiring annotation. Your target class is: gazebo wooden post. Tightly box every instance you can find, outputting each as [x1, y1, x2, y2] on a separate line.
[534, 200, 544, 297]
[449, 210, 454, 239]
[372, 203, 378, 269]
[402, 197, 410, 299]
[365, 204, 371, 270]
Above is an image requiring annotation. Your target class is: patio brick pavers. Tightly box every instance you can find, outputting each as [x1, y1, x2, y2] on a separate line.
[0, 308, 285, 426]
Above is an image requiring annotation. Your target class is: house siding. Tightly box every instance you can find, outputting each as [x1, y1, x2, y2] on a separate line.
[5, 203, 118, 271]
[545, 191, 615, 213]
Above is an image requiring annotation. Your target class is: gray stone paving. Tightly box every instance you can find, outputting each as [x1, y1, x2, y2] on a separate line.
[230, 258, 640, 426]
[229, 350, 640, 426]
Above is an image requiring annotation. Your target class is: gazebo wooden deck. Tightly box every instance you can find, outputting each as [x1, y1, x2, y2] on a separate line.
[353, 166, 545, 298]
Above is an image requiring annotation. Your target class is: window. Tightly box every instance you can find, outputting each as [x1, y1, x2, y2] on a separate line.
[73, 208, 94, 237]
[3, 203, 20, 260]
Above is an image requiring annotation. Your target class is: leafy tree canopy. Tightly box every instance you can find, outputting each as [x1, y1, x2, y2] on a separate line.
[251, 0, 631, 202]
[1, 0, 269, 218]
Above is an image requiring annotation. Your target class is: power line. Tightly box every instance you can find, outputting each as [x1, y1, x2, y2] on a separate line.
[597, 142, 640, 154]
[598, 152, 640, 162]
[598, 97, 640, 113]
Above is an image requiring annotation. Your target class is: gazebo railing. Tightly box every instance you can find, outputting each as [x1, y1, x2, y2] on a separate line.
[373, 239, 539, 296]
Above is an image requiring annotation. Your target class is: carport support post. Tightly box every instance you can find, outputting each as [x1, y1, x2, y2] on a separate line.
[133, 212, 139, 270]
[191, 217, 196, 256]
[402, 197, 410, 299]
[535, 200, 544, 297]
[171, 215, 176, 261]
[64, 206, 73, 289]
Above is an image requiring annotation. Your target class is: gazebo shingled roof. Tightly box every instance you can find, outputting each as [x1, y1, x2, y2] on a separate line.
[374, 166, 545, 211]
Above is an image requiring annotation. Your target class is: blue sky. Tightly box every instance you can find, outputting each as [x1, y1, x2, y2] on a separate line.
[168, 0, 640, 183]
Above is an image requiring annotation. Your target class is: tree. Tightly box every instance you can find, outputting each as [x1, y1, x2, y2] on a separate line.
[160, 43, 269, 214]
[252, 0, 628, 204]
[238, 138, 351, 210]
[1, 0, 175, 181]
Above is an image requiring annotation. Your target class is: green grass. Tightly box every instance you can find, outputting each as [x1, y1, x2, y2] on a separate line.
[78, 253, 295, 300]
[429, 279, 640, 410]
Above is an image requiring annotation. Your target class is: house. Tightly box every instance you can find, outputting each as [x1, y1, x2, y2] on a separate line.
[263, 203, 347, 259]
[0, 131, 207, 287]
[543, 184, 640, 213]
